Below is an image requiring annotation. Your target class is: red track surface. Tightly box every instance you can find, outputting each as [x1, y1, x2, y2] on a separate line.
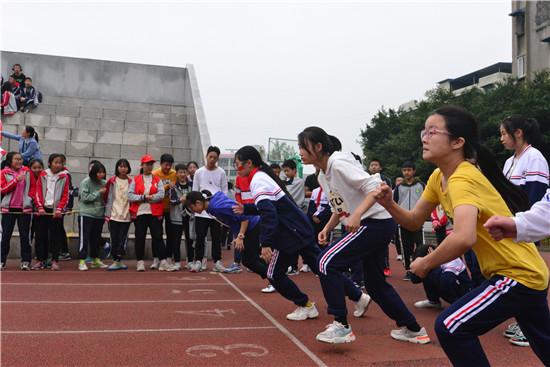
[2, 248, 548, 367]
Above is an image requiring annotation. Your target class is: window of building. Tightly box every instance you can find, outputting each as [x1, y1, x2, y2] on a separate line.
[517, 55, 526, 78]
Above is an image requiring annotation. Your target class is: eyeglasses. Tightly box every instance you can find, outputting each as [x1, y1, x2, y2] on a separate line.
[420, 128, 452, 140]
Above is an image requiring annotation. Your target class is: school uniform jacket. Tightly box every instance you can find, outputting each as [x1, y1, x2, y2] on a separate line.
[104, 176, 133, 221]
[127, 174, 164, 219]
[514, 188, 550, 243]
[207, 191, 260, 237]
[243, 169, 315, 253]
[0, 166, 33, 213]
[34, 170, 70, 214]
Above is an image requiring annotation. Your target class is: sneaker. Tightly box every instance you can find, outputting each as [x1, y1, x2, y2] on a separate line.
[0, 262, 5, 270]
[504, 322, 521, 338]
[316, 321, 356, 344]
[78, 260, 88, 271]
[286, 303, 319, 321]
[396, 254, 403, 261]
[136, 260, 145, 272]
[261, 284, 276, 293]
[403, 271, 412, 281]
[84, 257, 93, 265]
[59, 252, 71, 261]
[286, 266, 299, 276]
[50, 261, 60, 271]
[224, 262, 242, 274]
[108, 261, 128, 271]
[509, 330, 530, 347]
[20, 262, 30, 271]
[31, 261, 44, 270]
[173, 262, 182, 271]
[353, 293, 372, 318]
[150, 257, 160, 270]
[91, 258, 108, 269]
[159, 259, 176, 272]
[390, 326, 431, 344]
[384, 267, 392, 277]
[190, 260, 201, 273]
[300, 264, 311, 273]
[185, 262, 192, 270]
[414, 300, 442, 309]
[201, 257, 207, 271]
[213, 260, 227, 273]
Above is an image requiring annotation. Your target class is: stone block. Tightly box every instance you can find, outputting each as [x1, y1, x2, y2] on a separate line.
[8, 139, 19, 152]
[128, 160, 141, 172]
[171, 106, 186, 114]
[93, 143, 121, 159]
[126, 102, 150, 113]
[150, 112, 170, 123]
[24, 113, 50, 127]
[66, 142, 93, 157]
[51, 116, 76, 129]
[121, 145, 147, 160]
[171, 124, 188, 136]
[172, 135, 190, 148]
[147, 134, 172, 147]
[122, 133, 147, 146]
[59, 97, 86, 107]
[3, 113, 23, 125]
[40, 140, 66, 155]
[148, 122, 172, 135]
[34, 104, 56, 115]
[67, 156, 90, 174]
[173, 148, 192, 162]
[55, 104, 80, 117]
[170, 113, 186, 124]
[103, 109, 126, 121]
[146, 146, 164, 158]
[97, 131, 123, 145]
[126, 111, 149, 122]
[44, 127, 70, 142]
[101, 158, 118, 174]
[124, 121, 148, 133]
[42, 95, 62, 105]
[72, 130, 97, 143]
[100, 119, 124, 132]
[76, 117, 101, 130]
[80, 107, 103, 119]
[150, 104, 171, 113]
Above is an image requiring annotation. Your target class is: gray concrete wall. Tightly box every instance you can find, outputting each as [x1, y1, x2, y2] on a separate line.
[1, 50, 187, 105]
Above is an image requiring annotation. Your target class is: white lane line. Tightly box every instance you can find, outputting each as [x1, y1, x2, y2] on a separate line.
[1, 326, 277, 335]
[1, 300, 248, 304]
[219, 274, 328, 367]
[1, 283, 227, 286]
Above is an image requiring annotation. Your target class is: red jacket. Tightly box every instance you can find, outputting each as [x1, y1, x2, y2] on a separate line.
[235, 175, 255, 205]
[34, 170, 70, 213]
[129, 174, 164, 219]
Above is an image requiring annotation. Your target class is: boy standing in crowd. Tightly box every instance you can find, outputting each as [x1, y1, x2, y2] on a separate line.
[153, 154, 177, 269]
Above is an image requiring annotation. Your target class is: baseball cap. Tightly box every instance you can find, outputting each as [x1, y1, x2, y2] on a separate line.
[140, 154, 156, 164]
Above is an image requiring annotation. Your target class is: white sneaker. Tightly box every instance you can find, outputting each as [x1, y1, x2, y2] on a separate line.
[136, 260, 145, 272]
[20, 262, 30, 271]
[390, 326, 431, 344]
[174, 262, 181, 271]
[316, 321, 356, 344]
[353, 293, 371, 317]
[261, 284, 276, 293]
[201, 257, 207, 271]
[190, 260, 201, 272]
[396, 255, 403, 261]
[414, 300, 442, 309]
[300, 264, 311, 273]
[78, 261, 88, 271]
[150, 257, 160, 270]
[185, 261, 192, 270]
[286, 303, 319, 321]
[159, 259, 176, 272]
[213, 260, 226, 272]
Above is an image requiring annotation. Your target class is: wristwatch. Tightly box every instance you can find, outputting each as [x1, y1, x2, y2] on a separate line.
[237, 233, 245, 239]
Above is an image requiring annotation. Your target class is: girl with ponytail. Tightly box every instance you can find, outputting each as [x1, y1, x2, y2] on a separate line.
[1, 125, 42, 165]
[232, 145, 323, 321]
[374, 105, 550, 366]
[186, 189, 268, 279]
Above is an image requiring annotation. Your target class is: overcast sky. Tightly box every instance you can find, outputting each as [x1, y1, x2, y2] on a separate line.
[1, 0, 512, 156]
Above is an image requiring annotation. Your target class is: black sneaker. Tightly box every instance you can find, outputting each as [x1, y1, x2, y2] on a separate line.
[403, 271, 412, 281]
[59, 253, 72, 261]
[286, 267, 299, 276]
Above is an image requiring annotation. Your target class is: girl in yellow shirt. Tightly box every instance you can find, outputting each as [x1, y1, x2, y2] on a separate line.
[374, 105, 549, 367]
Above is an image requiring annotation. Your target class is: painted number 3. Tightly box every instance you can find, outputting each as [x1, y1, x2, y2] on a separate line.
[186, 344, 269, 358]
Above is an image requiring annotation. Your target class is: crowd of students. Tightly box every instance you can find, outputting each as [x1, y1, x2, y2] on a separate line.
[1, 63, 42, 116]
[1, 106, 549, 366]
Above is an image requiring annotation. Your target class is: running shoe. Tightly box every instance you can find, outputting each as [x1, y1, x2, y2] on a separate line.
[261, 284, 276, 293]
[91, 258, 108, 269]
[136, 260, 145, 272]
[173, 262, 182, 271]
[504, 322, 520, 338]
[213, 260, 227, 273]
[150, 257, 160, 270]
[159, 259, 177, 272]
[509, 330, 530, 347]
[31, 261, 44, 270]
[286, 266, 299, 276]
[316, 321, 356, 344]
[414, 300, 442, 309]
[50, 261, 60, 271]
[59, 252, 71, 261]
[353, 293, 372, 318]
[286, 303, 319, 321]
[300, 264, 311, 273]
[390, 327, 431, 344]
[224, 262, 242, 274]
[108, 261, 128, 271]
[20, 262, 30, 271]
[201, 257, 207, 271]
[78, 260, 88, 271]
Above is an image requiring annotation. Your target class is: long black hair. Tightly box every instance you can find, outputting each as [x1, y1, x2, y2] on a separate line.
[4, 151, 22, 169]
[500, 115, 541, 146]
[24, 126, 39, 143]
[431, 105, 528, 214]
[234, 145, 293, 200]
[89, 161, 106, 182]
[186, 190, 213, 205]
[114, 158, 132, 176]
[298, 127, 336, 157]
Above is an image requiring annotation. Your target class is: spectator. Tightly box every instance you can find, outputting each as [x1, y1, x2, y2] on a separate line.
[10, 64, 26, 86]
[19, 77, 40, 113]
[368, 158, 392, 187]
[304, 168, 320, 198]
[1, 81, 17, 116]
[186, 161, 199, 187]
[1, 126, 42, 165]
[8, 76, 21, 107]
[270, 163, 281, 178]
[393, 161, 425, 280]
[169, 163, 193, 271]
[153, 153, 177, 269]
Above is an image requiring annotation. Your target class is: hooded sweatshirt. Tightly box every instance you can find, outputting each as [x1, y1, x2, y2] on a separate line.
[317, 151, 391, 225]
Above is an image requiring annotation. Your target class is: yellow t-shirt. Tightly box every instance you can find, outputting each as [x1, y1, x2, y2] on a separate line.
[153, 168, 177, 213]
[422, 161, 549, 291]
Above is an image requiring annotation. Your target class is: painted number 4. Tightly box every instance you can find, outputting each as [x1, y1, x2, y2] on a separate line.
[176, 308, 236, 317]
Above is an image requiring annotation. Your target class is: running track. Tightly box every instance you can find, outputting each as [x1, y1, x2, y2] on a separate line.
[2, 248, 548, 366]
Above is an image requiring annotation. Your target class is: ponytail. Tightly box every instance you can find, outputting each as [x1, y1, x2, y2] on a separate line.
[500, 115, 540, 146]
[234, 145, 294, 202]
[432, 106, 529, 214]
[24, 126, 39, 143]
